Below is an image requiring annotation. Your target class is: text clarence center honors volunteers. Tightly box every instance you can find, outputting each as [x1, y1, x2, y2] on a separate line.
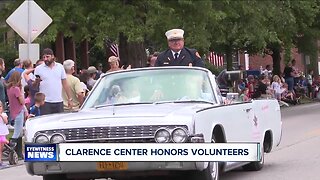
[65, 148, 249, 156]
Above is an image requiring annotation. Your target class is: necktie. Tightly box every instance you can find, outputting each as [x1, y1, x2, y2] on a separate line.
[174, 53, 179, 60]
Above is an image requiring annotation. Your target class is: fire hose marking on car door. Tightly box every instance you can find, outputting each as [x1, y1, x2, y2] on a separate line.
[252, 115, 261, 141]
[253, 115, 258, 127]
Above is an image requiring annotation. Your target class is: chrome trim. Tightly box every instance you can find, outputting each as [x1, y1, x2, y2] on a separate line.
[171, 127, 189, 143]
[65, 136, 155, 142]
[35, 125, 188, 142]
[154, 128, 171, 143]
[50, 133, 66, 143]
[34, 133, 50, 143]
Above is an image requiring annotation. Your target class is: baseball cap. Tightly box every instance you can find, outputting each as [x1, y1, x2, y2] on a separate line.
[87, 66, 97, 74]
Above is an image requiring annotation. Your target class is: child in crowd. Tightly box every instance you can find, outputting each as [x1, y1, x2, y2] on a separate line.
[239, 88, 251, 102]
[307, 69, 314, 98]
[29, 92, 45, 117]
[24, 85, 31, 111]
[271, 75, 282, 100]
[0, 101, 9, 167]
[246, 75, 255, 98]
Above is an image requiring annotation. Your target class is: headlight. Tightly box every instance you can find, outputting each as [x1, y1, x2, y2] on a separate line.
[50, 134, 65, 143]
[154, 128, 171, 143]
[35, 134, 49, 143]
[172, 127, 188, 143]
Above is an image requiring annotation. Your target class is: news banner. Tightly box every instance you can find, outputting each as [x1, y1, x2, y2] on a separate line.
[25, 143, 261, 162]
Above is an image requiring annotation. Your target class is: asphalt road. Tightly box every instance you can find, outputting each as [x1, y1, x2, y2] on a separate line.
[1, 103, 319, 180]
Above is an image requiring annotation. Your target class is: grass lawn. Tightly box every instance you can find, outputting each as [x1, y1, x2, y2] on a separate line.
[8, 129, 14, 139]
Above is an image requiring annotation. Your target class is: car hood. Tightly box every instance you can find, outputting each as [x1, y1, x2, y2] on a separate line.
[26, 103, 214, 140]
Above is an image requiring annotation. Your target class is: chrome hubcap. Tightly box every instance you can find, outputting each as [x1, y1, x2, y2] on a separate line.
[210, 162, 218, 179]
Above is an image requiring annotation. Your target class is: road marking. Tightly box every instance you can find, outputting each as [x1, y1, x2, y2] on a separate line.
[304, 128, 320, 138]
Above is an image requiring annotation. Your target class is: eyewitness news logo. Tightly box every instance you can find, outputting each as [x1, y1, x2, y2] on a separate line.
[24, 143, 260, 162]
[25, 144, 57, 161]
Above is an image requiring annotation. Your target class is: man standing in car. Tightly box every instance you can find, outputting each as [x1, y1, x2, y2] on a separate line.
[155, 29, 204, 67]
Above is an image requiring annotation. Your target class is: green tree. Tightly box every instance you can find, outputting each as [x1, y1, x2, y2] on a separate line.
[263, 0, 319, 75]
[208, 0, 270, 70]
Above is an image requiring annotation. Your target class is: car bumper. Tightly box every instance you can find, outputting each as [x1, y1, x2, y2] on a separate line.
[26, 161, 206, 178]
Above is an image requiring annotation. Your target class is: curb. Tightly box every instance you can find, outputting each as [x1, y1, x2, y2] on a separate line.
[280, 100, 319, 109]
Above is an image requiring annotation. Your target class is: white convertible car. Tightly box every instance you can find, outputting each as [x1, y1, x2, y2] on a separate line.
[25, 67, 282, 180]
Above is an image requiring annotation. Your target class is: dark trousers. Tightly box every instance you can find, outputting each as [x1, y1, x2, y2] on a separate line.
[41, 102, 64, 115]
[285, 77, 294, 91]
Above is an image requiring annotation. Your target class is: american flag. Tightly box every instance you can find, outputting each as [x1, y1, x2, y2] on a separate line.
[208, 52, 224, 67]
[110, 43, 119, 57]
[105, 39, 120, 58]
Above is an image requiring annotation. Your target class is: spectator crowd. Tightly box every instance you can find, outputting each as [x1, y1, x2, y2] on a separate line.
[237, 59, 320, 106]
[0, 48, 136, 167]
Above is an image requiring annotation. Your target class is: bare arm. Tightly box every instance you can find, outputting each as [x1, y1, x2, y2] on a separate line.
[18, 93, 24, 105]
[23, 69, 34, 82]
[62, 79, 72, 100]
[62, 79, 73, 108]
[0, 114, 8, 124]
[77, 92, 85, 106]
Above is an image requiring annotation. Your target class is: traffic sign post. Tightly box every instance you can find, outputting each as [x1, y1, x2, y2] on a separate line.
[19, 44, 39, 63]
[6, 0, 52, 63]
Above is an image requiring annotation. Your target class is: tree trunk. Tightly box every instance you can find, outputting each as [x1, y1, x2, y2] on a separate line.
[55, 32, 65, 63]
[271, 47, 281, 76]
[119, 33, 146, 68]
[80, 39, 89, 69]
[65, 37, 76, 62]
[226, 45, 233, 71]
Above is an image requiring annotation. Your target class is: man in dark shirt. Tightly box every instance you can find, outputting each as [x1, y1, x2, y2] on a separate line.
[283, 62, 294, 91]
[155, 29, 204, 67]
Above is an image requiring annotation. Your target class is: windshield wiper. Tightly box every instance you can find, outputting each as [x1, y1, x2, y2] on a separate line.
[154, 100, 214, 105]
[94, 102, 153, 109]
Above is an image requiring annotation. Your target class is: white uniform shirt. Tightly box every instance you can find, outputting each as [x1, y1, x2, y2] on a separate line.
[34, 62, 66, 103]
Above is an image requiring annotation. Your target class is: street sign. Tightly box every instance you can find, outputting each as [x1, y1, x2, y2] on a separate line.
[6, 0, 52, 43]
[19, 44, 39, 64]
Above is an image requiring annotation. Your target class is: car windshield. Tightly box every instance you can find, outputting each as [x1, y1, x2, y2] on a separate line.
[82, 68, 216, 109]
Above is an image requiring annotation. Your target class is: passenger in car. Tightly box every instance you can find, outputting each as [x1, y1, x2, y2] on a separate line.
[106, 85, 127, 104]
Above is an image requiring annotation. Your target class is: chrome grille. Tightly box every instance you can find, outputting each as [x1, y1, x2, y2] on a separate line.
[37, 125, 188, 142]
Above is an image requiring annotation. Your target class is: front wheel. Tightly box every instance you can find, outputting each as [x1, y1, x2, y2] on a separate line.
[192, 161, 219, 180]
[242, 145, 264, 171]
[190, 134, 219, 180]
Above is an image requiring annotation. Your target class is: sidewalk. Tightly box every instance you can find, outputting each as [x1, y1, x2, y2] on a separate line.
[1, 130, 24, 169]
[0, 160, 24, 170]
